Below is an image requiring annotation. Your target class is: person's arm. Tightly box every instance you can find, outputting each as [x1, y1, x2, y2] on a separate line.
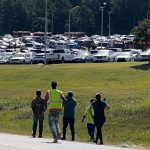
[106, 103, 110, 110]
[31, 99, 35, 113]
[45, 91, 49, 102]
[103, 98, 110, 110]
[44, 100, 47, 111]
[81, 115, 86, 123]
[81, 106, 88, 122]
[61, 92, 65, 100]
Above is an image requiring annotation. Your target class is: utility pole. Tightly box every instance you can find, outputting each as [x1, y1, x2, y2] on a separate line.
[44, 0, 48, 65]
[108, 11, 112, 37]
[100, 2, 107, 48]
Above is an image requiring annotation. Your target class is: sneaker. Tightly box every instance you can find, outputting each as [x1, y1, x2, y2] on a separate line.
[90, 137, 95, 142]
[61, 137, 66, 140]
[53, 138, 58, 143]
[93, 140, 98, 144]
[57, 132, 61, 140]
[32, 133, 35, 138]
[99, 141, 104, 145]
[38, 135, 42, 138]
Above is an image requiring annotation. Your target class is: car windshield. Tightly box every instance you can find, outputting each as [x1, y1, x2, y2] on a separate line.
[35, 54, 45, 57]
[97, 51, 109, 55]
[119, 52, 130, 55]
[15, 54, 25, 57]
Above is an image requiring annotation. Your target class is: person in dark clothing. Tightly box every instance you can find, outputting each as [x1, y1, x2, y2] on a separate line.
[31, 90, 47, 138]
[61, 91, 77, 141]
[92, 93, 110, 145]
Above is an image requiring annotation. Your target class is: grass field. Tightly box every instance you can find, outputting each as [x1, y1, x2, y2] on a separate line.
[0, 62, 150, 148]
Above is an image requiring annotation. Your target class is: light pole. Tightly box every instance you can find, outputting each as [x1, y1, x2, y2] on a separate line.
[100, 2, 107, 48]
[108, 11, 112, 37]
[68, 6, 80, 39]
[44, 0, 48, 65]
[51, 10, 54, 34]
[147, 9, 150, 20]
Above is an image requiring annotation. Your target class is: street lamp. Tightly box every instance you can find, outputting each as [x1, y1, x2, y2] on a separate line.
[147, 9, 150, 20]
[44, 0, 48, 65]
[68, 6, 80, 39]
[108, 11, 112, 37]
[100, 2, 107, 48]
[51, 10, 54, 34]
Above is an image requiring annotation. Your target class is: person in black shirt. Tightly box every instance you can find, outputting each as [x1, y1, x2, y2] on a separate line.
[92, 93, 110, 145]
[31, 90, 47, 138]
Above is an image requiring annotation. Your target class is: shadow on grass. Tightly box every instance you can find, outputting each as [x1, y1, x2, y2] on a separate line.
[130, 63, 150, 71]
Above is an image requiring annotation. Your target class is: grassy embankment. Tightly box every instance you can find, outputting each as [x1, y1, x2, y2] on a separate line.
[0, 62, 150, 148]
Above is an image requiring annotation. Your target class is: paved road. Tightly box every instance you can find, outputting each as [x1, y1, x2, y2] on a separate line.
[0, 133, 141, 150]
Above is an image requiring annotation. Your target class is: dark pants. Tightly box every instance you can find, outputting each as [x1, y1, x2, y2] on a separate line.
[87, 123, 95, 139]
[94, 117, 106, 144]
[62, 117, 75, 140]
[32, 115, 44, 137]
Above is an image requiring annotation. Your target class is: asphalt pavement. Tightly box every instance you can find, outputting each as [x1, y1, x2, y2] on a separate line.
[0, 133, 143, 150]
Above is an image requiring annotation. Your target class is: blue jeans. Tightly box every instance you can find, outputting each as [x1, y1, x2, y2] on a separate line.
[48, 111, 60, 139]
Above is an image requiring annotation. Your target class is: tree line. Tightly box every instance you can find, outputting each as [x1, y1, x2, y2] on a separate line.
[0, 0, 150, 36]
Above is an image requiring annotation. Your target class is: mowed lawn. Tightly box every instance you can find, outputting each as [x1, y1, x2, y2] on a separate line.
[0, 62, 150, 148]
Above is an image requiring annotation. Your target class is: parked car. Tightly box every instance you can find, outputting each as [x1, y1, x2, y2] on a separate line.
[135, 49, 150, 61]
[10, 53, 26, 64]
[115, 52, 134, 62]
[108, 48, 122, 52]
[108, 51, 121, 62]
[46, 49, 74, 63]
[10, 52, 34, 64]
[32, 53, 45, 64]
[0, 54, 12, 64]
[73, 52, 90, 63]
[92, 50, 114, 62]
[90, 49, 99, 54]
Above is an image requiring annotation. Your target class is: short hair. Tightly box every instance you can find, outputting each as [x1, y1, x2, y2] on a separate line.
[36, 90, 41, 96]
[67, 91, 73, 97]
[95, 93, 101, 100]
[51, 81, 57, 88]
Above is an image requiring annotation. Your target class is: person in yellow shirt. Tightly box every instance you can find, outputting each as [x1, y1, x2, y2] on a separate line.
[45, 81, 64, 143]
[81, 99, 95, 142]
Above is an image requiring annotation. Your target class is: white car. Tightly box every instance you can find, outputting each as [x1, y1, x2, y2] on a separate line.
[135, 49, 150, 61]
[0, 54, 12, 64]
[10, 52, 34, 64]
[92, 50, 114, 62]
[32, 53, 45, 64]
[46, 49, 75, 63]
[108, 52, 121, 62]
[115, 52, 134, 62]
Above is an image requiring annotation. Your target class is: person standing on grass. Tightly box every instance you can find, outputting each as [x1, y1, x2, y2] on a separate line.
[92, 93, 110, 145]
[61, 91, 77, 141]
[31, 90, 47, 138]
[81, 99, 95, 142]
[45, 81, 64, 143]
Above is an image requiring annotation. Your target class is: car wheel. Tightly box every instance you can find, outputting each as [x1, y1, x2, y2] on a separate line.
[61, 57, 64, 63]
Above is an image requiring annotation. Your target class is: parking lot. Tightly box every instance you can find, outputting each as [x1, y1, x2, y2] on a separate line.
[0, 33, 149, 64]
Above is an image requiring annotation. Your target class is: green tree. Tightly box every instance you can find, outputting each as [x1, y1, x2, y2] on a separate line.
[131, 19, 150, 49]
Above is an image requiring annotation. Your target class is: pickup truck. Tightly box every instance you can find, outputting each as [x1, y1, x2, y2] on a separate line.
[46, 49, 74, 63]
